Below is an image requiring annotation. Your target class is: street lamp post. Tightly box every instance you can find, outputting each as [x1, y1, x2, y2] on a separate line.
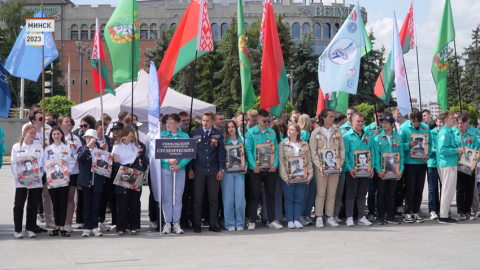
[286, 65, 295, 105]
[74, 41, 89, 103]
[62, 44, 71, 100]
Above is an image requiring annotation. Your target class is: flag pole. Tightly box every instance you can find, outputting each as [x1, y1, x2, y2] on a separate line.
[188, 51, 199, 131]
[131, 1, 135, 117]
[414, 46, 423, 111]
[41, 5, 46, 149]
[402, 59, 415, 111]
[364, 47, 380, 129]
[454, 40, 463, 113]
[97, 20, 105, 139]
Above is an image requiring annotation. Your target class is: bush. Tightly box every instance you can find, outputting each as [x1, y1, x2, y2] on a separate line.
[354, 103, 375, 125]
[450, 103, 479, 127]
[38, 96, 76, 117]
[235, 96, 295, 118]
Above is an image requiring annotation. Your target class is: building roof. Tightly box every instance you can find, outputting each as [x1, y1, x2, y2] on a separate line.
[26, 0, 75, 5]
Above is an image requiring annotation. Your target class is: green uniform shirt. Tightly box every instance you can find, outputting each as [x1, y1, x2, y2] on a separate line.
[343, 128, 375, 173]
[428, 127, 441, 168]
[300, 130, 310, 143]
[454, 127, 479, 158]
[437, 126, 459, 168]
[468, 125, 480, 146]
[160, 129, 192, 170]
[367, 122, 383, 135]
[340, 122, 369, 135]
[245, 125, 279, 170]
[373, 130, 404, 173]
[400, 121, 432, 165]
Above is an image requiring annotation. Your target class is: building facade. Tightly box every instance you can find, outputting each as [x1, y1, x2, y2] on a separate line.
[25, 0, 367, 104]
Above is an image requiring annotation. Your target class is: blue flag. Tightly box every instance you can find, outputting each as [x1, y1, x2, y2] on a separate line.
[5, 10, 59, 82]
[147, 61, 161, 202]
[318, 2, 368, 95]
[0, 57, 12, 118]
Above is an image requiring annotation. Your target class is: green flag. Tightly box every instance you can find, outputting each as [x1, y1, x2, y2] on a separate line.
[326, 92, 349, 114]
[105, 0, 140, 85]
[432, 0, 455, 111]
[238, 0, 255, 112]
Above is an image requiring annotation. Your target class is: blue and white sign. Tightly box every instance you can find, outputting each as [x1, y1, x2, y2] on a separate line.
[148, 61, 161, 202]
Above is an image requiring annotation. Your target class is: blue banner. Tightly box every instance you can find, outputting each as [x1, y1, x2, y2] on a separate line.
[148, 61, 161, 202]
[0, 57, 11, 118]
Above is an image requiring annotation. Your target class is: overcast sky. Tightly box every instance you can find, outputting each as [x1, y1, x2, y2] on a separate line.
[76, 0, 480, 103]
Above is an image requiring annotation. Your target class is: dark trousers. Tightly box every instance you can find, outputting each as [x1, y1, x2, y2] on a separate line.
[82, 187, 102, 230]
[48, 186, 69, 227]
[404, 164, 427, 214]
[116, 189, 141, 232]
[14, 188, 42, 232]
[377, 178, 397, 220]
[428, 167, 441, 212]
[148, 182, 158, 221]
[456, 172, 476, 214]
[345, 174, 369, 218]
[193, 171, 219, 226]
[394, 174, 405, 208]
[98, 177, 116, 223]
[248, 171, 276, 222]
[76, 188, 84, 224]
[180, 176, 193, 225]
[368, 174, 378, 216]
[37, 175, 46, 214]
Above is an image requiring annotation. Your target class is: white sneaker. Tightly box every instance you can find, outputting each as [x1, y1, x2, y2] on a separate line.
[430, 211, 439, 220]
[304, 216, 313, 225]
[46, 222, 56, 229]
[14, 231, 24, 238]
[150, 221, 158, 229]
[288, 221, 295, 229]
[26, 230, 36, 238]
[173, 223, 184, 234]
[92, 228, 103, 237]
[227, 227, 235, 232]
[299, 216, 308, 226]
[333, 216, 342, 223]
[248, 221, 256, 231]
[269, 220, 283, 229]
[236, 227, 244, 231]
[346, 217, 354, 227]
[82, 229, 91, 237]
[117, 231, 124, 236]
[64, 225, 73, 233]
[316, 217, 324, 228]
[358, 216, 372, 226]
[162, 224, 171, 234]
[76, 223, 84, 229]
[293, 220, 303, 229]
[98, 222, 110, 232]
[326, 217, 340, 227]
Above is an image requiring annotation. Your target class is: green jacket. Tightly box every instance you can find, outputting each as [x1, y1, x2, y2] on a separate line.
[468, 125, 480, 146]
[367, 122, 383, 135]
[300, 130, 310, 143]
[343, 128, 375, 173]
[245, 125, 279, 170]
[428, 127, 441, 168]
[160, 129, 192, 170]
[340, 122, 369, 135]
[373, 130, 404, 173]
[437, 126, 459, 168]
[400, 121, 432, 165]
[0, 127, 5, 169]
[453, 127, 479, 159]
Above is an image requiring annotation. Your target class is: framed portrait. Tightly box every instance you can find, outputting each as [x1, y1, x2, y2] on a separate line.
[320, 148, 341, 175]
[354, 150, 371, 178]
[113, 166, 144, 191]
[92, 148, 113, 177]
[476, 164, 480, 183]
[382, 152, 400, 180]
[256, 143, 275, 170]
[288, 156, 308, 185]
[226, 144, 246, 173]
[46, 158, 69, 189]
[458, 147, 479, 175]
[410, 133, 429, 160]
[16, 156, 40, 186]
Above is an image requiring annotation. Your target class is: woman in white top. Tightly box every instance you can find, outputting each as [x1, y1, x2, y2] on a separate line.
[43, 126, 76, 237]
[58, 115, 82, 233]
[11, 124, 44, 238]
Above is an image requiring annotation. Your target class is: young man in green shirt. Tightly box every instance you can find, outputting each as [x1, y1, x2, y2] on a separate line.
[427, 118, 443, 220]
[437, 111, 463, 224]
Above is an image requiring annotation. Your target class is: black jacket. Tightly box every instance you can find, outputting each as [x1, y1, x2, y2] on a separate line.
[77, 143, 105, 192]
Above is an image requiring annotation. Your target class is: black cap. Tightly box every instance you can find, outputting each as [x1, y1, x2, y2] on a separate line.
[380, 115, 395, 124]
[111, 121, 124, 130]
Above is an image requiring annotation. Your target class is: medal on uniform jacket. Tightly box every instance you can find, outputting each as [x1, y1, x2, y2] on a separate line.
[210, 138, 218, 146]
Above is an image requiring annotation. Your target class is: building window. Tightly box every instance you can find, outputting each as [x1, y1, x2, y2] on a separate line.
[313, 23, 321, 39]
[323, 23, 331, 39]
[245, 23, 249, 29]
[302, 22, 310, 37]
[292, 23, 300, 38]
[81, 24, 88, 40]
[334, 23, 339, 36]
[285, 22, 290, 29]
[71, 24, 78, 40]
[171, 23, 177, 33]
[221, 23, 228, 37]
[90, 25, 95, 39]
[101, 24, 106, 40]
[140, 23, 148, 39]
[150, 23, 157, 39]
[211, 23, 218, 39]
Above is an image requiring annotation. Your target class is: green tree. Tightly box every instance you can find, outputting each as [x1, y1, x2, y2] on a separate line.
[450, 103, 479, 126]
[235, 96, 295, 115]
[196, 41, 222, 104]
[461, 25, 480, 107]
[143, 27, 174, 70]
[39, 96, 76, 117]
[354, 103, 375, 125]
[446, 48, 464, 108]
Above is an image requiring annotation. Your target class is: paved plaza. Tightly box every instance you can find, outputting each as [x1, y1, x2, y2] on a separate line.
[1, 165, 480, 269]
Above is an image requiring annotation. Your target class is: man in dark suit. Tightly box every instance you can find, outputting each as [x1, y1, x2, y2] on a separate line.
[229, 148, 242, 165]
[23, 160, 34, 176]
[51, 164, 64, 180]
[385, 156, 397, 172]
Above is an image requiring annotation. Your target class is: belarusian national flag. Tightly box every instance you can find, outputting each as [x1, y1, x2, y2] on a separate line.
[92, 18, 115, 96]
[260, 0, 289, 117]
[392, 13, 410, 116]
[374, 2, 416, 103]
[432, 0, 455, 111]
[238, 0, 255, 112]
[157, 0, 213, 105]
[104, 0, 140, 85]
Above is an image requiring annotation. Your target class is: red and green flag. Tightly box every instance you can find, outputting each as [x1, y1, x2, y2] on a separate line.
[157, 0, 213, 105]
[104, 0, 140, 85]
[238, 0, 255, 112]
[374, 2, 416, 103]
[92, 18, 115, 95]
[432, 0, 455, 111]
[259, 0, 289, 117]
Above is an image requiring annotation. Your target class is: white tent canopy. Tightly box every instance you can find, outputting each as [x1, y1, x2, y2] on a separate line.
[71, 70, 216, 133]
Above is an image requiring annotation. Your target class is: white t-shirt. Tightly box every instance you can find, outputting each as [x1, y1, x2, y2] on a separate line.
[231, 139, 238, 145]
[291, 142, 300, 157]
[386, 135, 393, 152]
[112, 142, 138, 165]
[321, 126, 332, 148]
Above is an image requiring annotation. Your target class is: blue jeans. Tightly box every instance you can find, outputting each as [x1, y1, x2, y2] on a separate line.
[302, 173, 317, 216]
[161, 169, 186, 223]
[368, 174, 378, 216]
[428, 167, 441, 212]
[221, 173, 246, 229]
[82, 186, 102, 230]
[281, 181, 307, 222]
[262, 176, 284, 221]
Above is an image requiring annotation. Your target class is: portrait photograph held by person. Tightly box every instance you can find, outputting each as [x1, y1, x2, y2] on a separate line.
[458, 147, 479, 175]
[256, 143, 274, 170]
[287, 156, 308, 184]
[226, 145, 245, 173]
[410, 133, 429, 159]
[92, 148, 113, 177]
[113, 166, 144, 191]
[382, 153, 400, 179]
[320, 148, 341, 174]
[16, 157, 40, 185]
[354, 150, 371, 177]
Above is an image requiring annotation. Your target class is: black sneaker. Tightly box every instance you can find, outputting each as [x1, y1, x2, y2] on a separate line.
[377, 219, 386, 225]
[387, 218, 401, 225]
[403, 214, 414, 223]
[413, 213, 424, 223]
[438, 217, 458, 224]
